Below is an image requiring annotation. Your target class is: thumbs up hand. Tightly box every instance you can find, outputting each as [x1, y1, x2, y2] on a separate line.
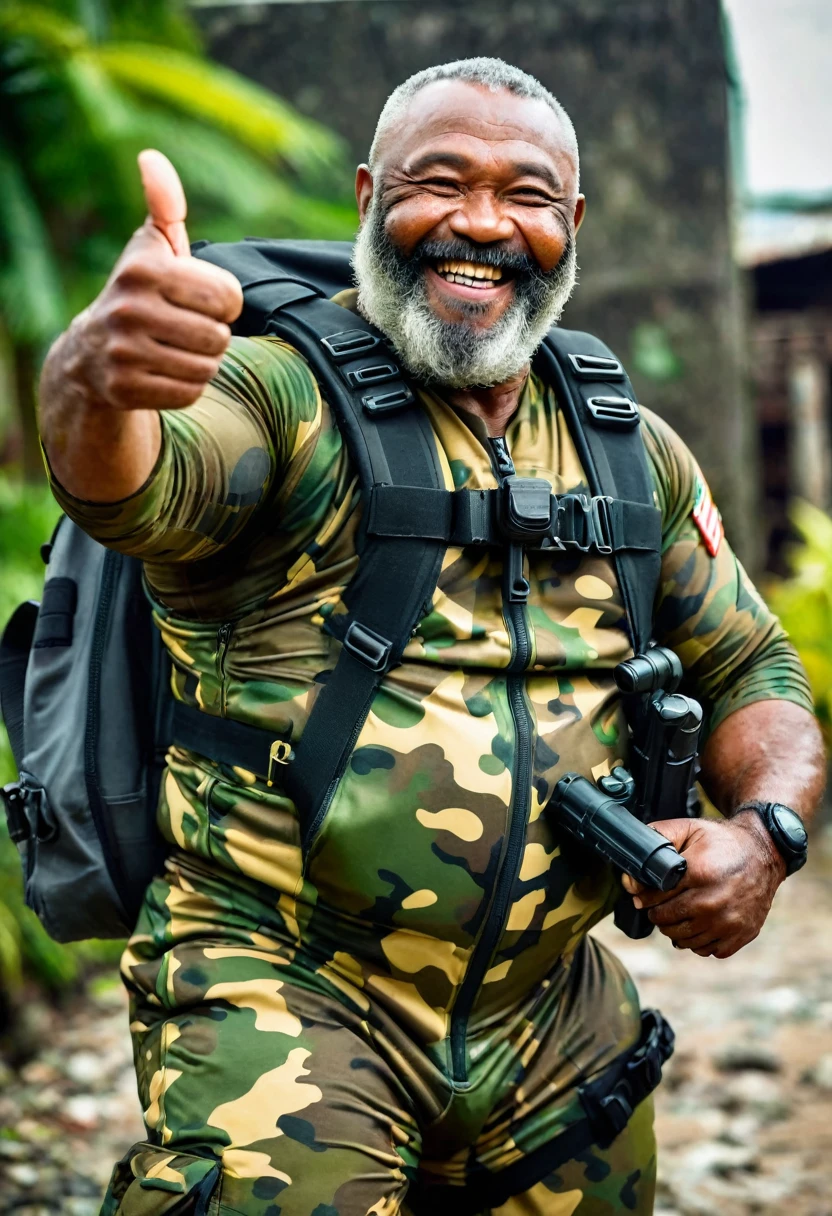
[69, 151, 243, 412]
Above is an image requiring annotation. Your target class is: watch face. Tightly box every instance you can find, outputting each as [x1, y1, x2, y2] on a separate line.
[770, 805, 808, 852]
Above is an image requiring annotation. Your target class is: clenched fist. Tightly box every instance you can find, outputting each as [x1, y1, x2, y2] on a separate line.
[71, 151, 243, 412]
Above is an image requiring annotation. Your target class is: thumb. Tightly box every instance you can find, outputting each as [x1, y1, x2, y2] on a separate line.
[621, 817, 698, 896]
[138, 149, 190, 258]
[650, 816, 699, 852]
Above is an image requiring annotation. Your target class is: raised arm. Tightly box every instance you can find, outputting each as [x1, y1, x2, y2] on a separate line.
[39, 151, 242, 503]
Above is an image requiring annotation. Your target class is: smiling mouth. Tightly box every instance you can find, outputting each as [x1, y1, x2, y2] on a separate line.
[432, 258, 508, 290]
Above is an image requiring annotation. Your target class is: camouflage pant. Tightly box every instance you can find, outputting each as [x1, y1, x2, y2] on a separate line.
[101, 861, 657, 1216]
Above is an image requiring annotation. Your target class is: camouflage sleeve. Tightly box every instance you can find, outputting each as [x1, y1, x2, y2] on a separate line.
[641, 407, 814, 732]
[46, 336, 322, 562]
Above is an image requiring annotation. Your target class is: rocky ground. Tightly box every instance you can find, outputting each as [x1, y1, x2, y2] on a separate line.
[2, 833, 832, 1215]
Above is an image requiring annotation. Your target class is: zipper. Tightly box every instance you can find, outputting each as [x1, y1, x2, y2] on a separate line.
[215, 622, 233, 715]
[448, 439, 535, 1084]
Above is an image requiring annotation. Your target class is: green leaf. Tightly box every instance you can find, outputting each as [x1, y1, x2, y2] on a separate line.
[96, 42, 345, 178]
[0, 137, 65, 343]
[0, 5, 88, 54]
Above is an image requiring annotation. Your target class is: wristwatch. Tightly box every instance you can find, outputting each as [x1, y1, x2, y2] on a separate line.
[736, 801, 808, 876]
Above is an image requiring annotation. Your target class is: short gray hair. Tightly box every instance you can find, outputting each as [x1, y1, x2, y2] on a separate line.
[368, 57, 579, 185]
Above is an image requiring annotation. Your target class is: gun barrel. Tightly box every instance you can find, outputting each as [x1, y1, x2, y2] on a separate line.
[550, 773, 687, 892]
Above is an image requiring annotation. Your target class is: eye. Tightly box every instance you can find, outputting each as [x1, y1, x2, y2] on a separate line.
[511, 188, 555, 205]
[420, 177, 462, 192]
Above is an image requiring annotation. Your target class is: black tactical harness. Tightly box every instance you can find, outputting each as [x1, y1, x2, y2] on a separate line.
[173, 239, 663, 851]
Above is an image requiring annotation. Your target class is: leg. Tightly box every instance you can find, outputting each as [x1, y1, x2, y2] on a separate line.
[486, 1098, 657, 1216]
[102, 883, 421, 1215]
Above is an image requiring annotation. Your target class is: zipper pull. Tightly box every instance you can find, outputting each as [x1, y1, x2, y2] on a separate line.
[505, 543, 530, 603]
[267, 740, 294, 786]
[488, 436, 515, 480]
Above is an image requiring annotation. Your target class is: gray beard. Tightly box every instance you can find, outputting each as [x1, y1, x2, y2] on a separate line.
[352, 200, 578, 389]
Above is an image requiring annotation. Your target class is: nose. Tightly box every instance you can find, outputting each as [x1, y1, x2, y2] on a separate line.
[448, 190, 515, 246]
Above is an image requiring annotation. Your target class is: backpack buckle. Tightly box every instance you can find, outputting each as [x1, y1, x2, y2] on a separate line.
[568, 353, 625, 380]
[344, 363, 400, 389]
[362, 385, 415, 415]
[2, 782, 29, 844]
[343, 622, 392, 672]
[499, 477, 553, 541]
[586, 396, 640, 429]
[321, 330, 382, 362]
[555, 495, 614, 553]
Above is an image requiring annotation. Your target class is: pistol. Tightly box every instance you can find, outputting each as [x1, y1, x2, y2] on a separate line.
[547, 647, 703, 939]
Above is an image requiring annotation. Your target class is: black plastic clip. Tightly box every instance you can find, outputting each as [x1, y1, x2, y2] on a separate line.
[362, 385, 415, 415]
[321, 330, 382, 363]
[343, 622, 392, 672]
[500, 476, 553, 542]
[586, 396, 640, 429]
[344, 363, 400, 389]
[568, 352, 625, 380]
[555, 495, 614, 553]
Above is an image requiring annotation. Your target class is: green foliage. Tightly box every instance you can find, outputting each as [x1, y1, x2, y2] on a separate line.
[765, 500, 832, 736]
[0, 0, 357, 352]
[0, 475, 123, 999]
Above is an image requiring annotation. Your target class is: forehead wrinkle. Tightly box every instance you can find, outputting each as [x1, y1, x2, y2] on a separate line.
[376, 84, 575, 174]
[397, 129, 571, 172]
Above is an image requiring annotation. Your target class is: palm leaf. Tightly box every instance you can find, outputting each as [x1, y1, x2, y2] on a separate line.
[0, 137, 65, 343]
[129, 107, 357, 238]
[96, 42, 345, 178]
[0, 5, 87, 54]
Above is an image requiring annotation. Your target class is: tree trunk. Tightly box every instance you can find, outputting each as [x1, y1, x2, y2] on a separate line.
[13, 343, 44, 483]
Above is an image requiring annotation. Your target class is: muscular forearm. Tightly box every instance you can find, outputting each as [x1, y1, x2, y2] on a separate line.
[40, 318, 162, 503]
[700, 699, 826, 824]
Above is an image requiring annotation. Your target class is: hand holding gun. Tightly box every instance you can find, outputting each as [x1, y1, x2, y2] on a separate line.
[547, 647, 703, 939]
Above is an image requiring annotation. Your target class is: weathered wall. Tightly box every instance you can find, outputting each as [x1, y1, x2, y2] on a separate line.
[195, 0, 758, 564]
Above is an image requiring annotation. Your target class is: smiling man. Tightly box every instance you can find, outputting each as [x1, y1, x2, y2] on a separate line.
[38, 59, 823, 1216]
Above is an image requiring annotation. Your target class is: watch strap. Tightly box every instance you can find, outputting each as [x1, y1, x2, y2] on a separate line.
[734, 800, 808, 877]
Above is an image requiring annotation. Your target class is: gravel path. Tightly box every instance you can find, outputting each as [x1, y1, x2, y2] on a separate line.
[2, 835, 831, 1215]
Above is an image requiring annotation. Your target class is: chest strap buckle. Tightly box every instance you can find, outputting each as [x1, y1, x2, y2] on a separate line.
[553, 494, 614, 554]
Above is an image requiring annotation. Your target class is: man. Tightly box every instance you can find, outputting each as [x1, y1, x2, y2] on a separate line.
[39, 58, 823, 1216]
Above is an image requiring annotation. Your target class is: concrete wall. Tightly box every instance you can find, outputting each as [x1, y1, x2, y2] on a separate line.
[195, 0, 758, 564]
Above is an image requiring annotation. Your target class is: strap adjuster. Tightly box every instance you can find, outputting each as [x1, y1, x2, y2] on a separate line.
[321, 329, 382, 362]
[343, 622, 392, 672]
[568, 353, 625, 380]
[2, 783, 30, 844]
[344, 363, 400, 389]
[362, 385, 415, 415]
[586, 396, 640, 429]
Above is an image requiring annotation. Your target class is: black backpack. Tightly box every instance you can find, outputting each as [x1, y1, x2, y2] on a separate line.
[0, 239, 661, 942]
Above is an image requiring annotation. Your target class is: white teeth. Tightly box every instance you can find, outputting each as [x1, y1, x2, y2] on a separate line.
[434, 258, 503, 284]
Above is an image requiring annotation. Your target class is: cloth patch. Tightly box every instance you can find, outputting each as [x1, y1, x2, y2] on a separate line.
[692, 477, 723, 556]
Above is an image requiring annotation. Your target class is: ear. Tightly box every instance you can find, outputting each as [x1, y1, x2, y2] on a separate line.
[574, 195, 587, 236]
[355, 164, 374, 224]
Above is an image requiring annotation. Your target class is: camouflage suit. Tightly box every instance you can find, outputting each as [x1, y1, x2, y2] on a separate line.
[50, 299, 811, 1216]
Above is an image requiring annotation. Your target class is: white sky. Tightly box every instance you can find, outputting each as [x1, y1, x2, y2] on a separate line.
[723, 0, 832, 200]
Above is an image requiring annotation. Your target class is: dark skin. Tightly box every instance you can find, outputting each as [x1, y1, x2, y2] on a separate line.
[39, 81, 825, 958]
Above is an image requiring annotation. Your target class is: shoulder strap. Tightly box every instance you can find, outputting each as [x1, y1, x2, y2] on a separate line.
[194, 241, 446, 846]
[0, 599, 39, 770]
[534, 329, 661, 653]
